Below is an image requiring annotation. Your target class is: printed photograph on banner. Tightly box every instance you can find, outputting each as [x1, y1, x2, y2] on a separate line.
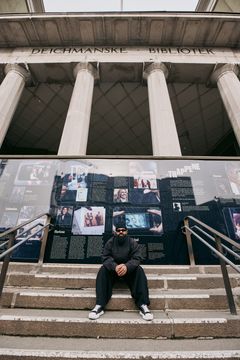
[14, 161, 53, 186]
[61, 164, 89, 190]
[17, 218, 45, 240]
[112, 207, 163, 235]
[72, 206, 105, 235]
[225, 162, 240, 196]
[113, 188, 129, 203]
[76, 188, 88, 202]
[232, 210, 240, 240]
[223, 207, 240, 242]
[55, 206, 73, 227]
[133, 174, 157, 189]
[127, 160, 160, 204]
[59, 164, 90, 202]
[173, 202, 182, 212]
[126, 212, 150, 229]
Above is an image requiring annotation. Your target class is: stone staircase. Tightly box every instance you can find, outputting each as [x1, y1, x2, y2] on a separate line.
[0, 262, 240, 359]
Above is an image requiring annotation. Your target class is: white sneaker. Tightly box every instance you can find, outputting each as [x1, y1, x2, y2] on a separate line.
[139, 304, 153, 321]
[88, 305, 104, 320]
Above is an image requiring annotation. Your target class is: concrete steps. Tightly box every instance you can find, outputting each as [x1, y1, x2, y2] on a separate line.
[0, 308, 240, 339]
[0, 337, 240, 360]
[5, 263, 240, 275]
[0, 263, 240, 359]
[2, 263, 239, 311]
[5, 271, 240, 289]
[4, 263, 240, 291]
[2, 287, 239, 310]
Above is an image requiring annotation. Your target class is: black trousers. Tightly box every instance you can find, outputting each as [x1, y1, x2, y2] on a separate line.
[95, 265, 150, 308]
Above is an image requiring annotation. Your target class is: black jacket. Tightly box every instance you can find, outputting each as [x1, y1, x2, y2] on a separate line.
[102, 236, 143, 273]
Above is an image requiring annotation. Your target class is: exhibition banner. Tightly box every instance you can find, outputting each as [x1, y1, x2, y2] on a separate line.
[0, 158, 240, 264]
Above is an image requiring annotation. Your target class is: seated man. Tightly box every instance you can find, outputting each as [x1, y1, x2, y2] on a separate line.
[89, 223, 153, 321]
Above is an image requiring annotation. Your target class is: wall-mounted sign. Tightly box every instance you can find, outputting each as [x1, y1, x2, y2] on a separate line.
[0, 46, 239, 65]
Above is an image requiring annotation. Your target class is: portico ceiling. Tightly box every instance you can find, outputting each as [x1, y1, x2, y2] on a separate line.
[0, 12, 239, 48]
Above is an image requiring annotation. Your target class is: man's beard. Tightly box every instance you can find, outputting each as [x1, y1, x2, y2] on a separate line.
[117, 235, 126, 245]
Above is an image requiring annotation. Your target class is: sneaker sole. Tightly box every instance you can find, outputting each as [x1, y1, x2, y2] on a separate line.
[89, 310, 104, 320]
[139, 311, 153, 321]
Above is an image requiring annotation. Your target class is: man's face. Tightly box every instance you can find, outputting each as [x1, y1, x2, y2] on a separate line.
[115, 228, 128, 237]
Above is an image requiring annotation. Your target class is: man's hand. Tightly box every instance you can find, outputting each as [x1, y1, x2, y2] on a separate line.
[115, 264, 127, 277]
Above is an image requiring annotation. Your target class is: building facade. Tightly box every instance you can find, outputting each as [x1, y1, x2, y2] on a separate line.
[0, 2, 239, 156]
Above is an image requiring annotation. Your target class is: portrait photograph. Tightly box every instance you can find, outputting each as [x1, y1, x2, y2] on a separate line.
[113, 188, 129, 203]
[71, 206, 106, 235]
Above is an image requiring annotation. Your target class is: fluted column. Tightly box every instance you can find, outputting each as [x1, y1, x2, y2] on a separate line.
[58, 62, 98, 156]
[0, 64, 30, 148]
[143, 63, 181, 156]
[211, 64, 240, 147]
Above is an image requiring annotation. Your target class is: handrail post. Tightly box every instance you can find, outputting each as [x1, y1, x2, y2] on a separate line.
[38, 214, 51, 265]
[184, 218, 195, 266]
[0, 232, 15, 298]
[215, 235, 237, 315]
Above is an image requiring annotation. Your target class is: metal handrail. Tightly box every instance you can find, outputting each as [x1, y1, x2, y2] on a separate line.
[0, 212, 52, 297]
[0, 212, 49, 239]
[192, 225, 240, 262]
[183, 215, 240, 315]
[0, 222, 47, 260]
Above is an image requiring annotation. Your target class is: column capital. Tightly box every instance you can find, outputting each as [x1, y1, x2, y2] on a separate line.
[211, 64, 239, 85]
[4, 64, 31, 84]
[143, 62, 169, 81]
[73, 62, 99, 81]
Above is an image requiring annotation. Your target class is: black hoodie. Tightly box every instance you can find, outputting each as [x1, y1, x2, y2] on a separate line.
[102, 236, 143, 273]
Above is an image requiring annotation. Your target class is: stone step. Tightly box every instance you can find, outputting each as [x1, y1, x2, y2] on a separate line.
[1, 287, 239, 310]
[41, 264, 240, 275]
[0, 308, 239, 339]
[39, 264, 239, 275]
[4, 263, 239, 275]
[5, 272, 240, 289]
[0, 336, 240, 360]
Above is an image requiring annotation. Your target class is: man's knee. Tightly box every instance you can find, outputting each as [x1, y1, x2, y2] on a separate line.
[97, 265, 107, 276]
[135, 266, 146, 276]
[97, 265, 113, 280]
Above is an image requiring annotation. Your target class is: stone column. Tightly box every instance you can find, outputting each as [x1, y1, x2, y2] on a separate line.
[0, 64, 30, 148]
[58, 63, 98, 156]
[211, 64, 240, 147]
[143, 63, 182, 156]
